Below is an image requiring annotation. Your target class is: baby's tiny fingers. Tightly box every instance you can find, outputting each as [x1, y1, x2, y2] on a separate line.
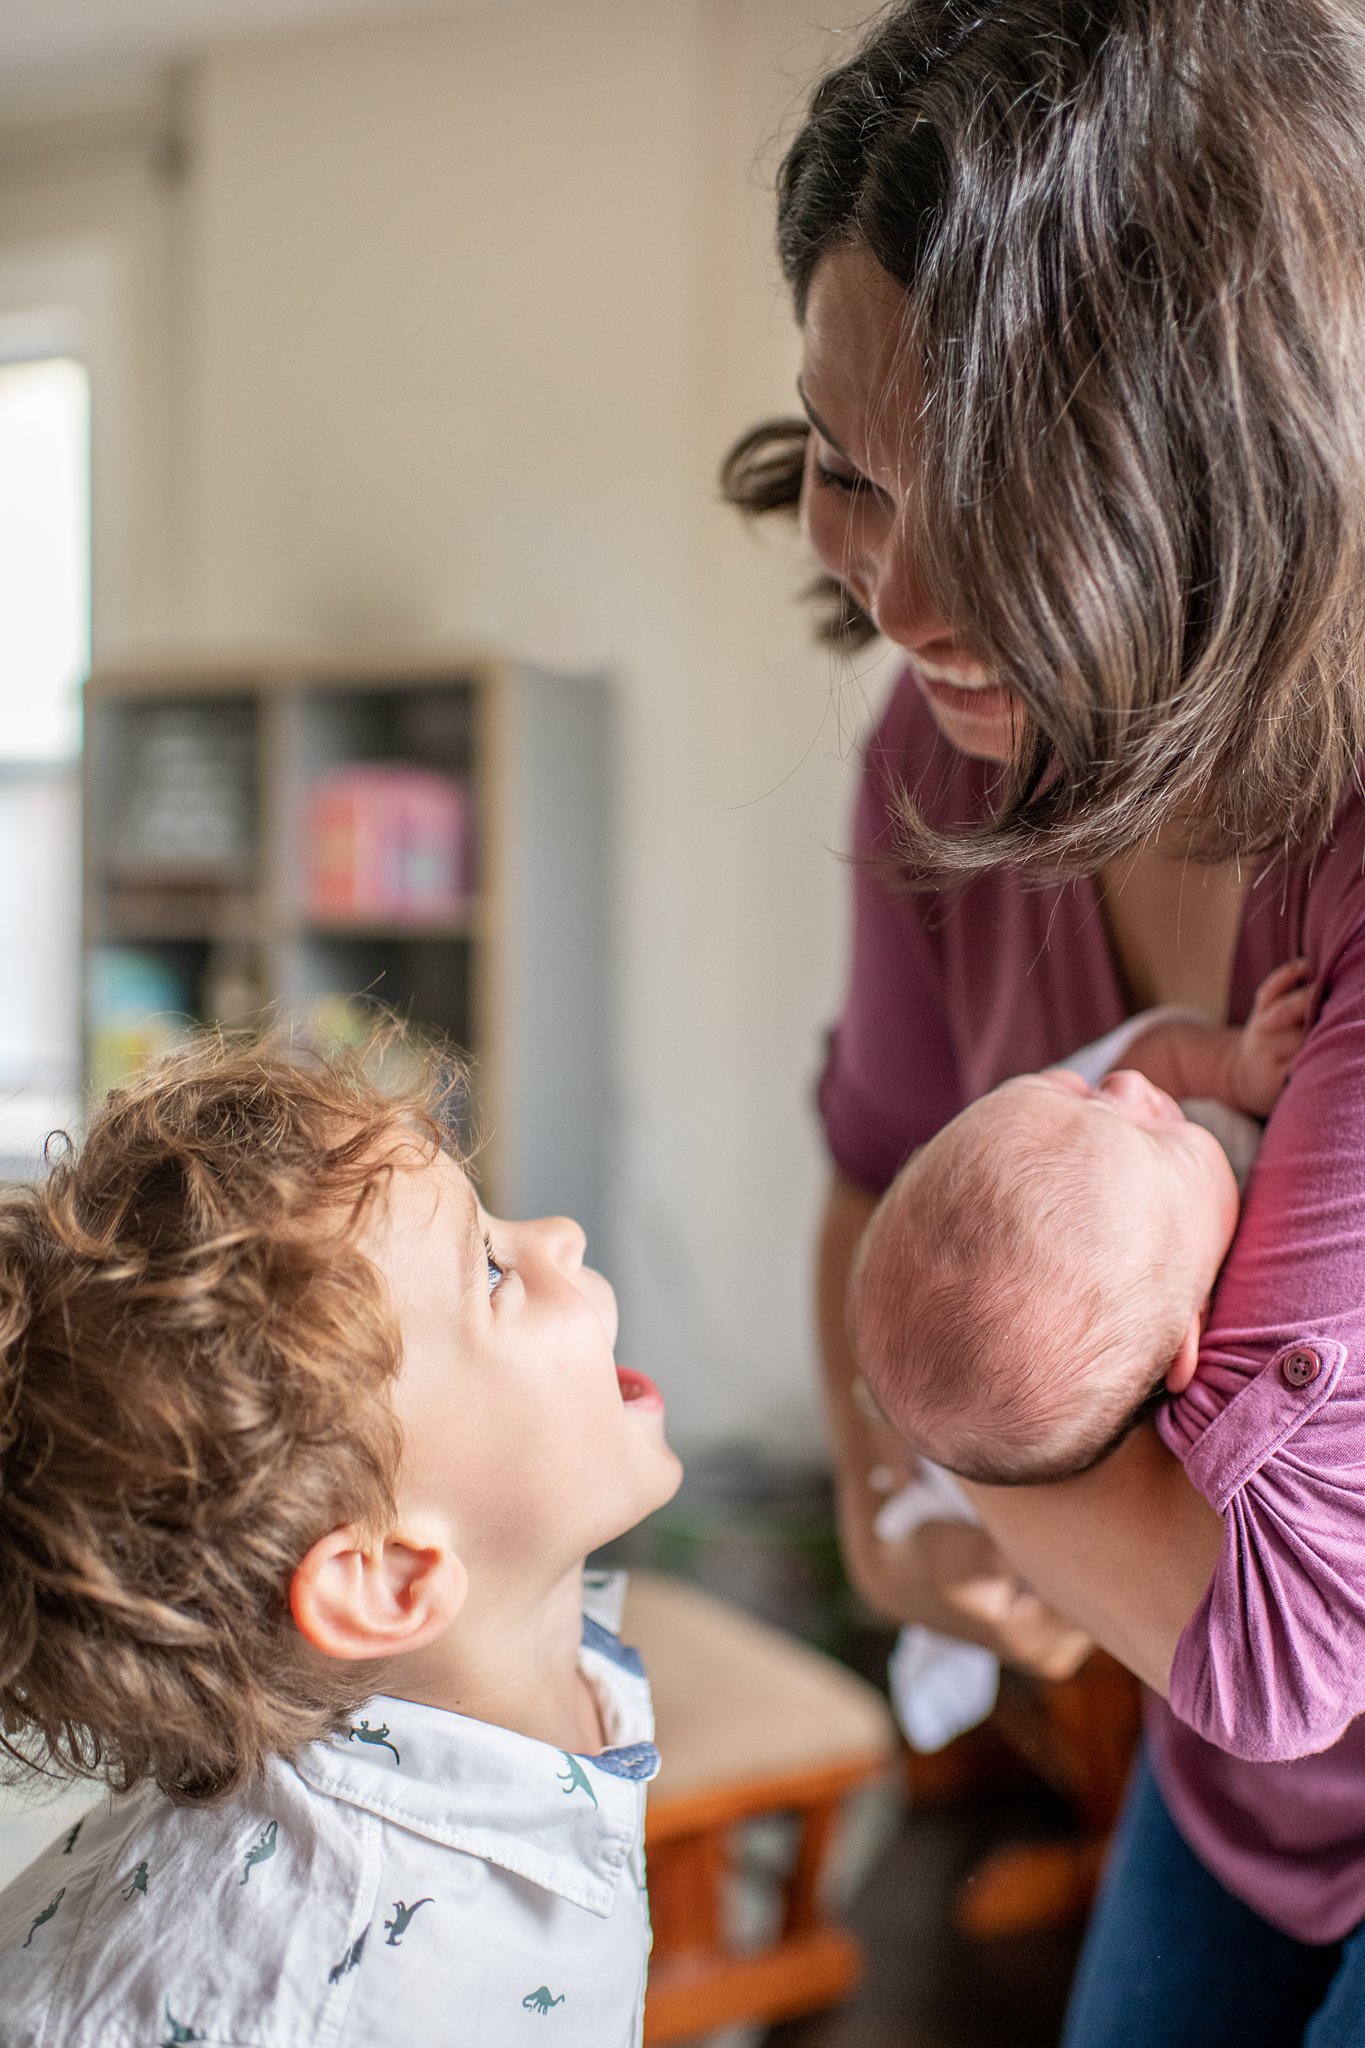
[1260, 989, 1313, 1029]
[1254, 958, 1311, 1007]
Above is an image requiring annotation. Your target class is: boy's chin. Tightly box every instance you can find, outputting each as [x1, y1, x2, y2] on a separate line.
[592, 1444, 684, 1555]
[654, 1443, 684, 1509]
[635, 1440, 685, 1522]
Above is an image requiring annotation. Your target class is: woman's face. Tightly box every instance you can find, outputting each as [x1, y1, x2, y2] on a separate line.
[798, 242, 1020, 763]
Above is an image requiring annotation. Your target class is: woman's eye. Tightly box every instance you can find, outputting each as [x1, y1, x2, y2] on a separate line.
[815, 461, 871, 497]
[822, 464, 875, 499]
[484, 1233, 507, 1297]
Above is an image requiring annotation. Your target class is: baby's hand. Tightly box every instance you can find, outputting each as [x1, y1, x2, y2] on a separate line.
[1229, 958, 1312, 1116]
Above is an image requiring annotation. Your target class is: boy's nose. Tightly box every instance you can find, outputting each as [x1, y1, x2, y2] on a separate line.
[535, 1214, 587, 1269]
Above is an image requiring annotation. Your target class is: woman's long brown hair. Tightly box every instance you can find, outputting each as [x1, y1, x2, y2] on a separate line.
[725, 0, 1365, 881]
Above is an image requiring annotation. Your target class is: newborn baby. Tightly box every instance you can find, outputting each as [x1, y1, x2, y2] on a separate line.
[850, 960, 1310, 1488]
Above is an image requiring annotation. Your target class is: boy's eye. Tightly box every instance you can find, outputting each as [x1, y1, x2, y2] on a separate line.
[484, 1233, 508, 1297]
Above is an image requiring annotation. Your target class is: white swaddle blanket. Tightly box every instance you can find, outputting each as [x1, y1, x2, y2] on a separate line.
[875, 1462, 1000, 1751]
[879, 1007, 1260, 1753]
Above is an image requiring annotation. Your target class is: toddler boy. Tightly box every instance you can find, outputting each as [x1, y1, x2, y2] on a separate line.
[0, 1029, 681, 2046]
[850, 959, 1310, 1487]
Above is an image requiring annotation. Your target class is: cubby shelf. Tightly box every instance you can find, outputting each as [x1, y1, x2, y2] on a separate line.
[83, 650, 612, 1246]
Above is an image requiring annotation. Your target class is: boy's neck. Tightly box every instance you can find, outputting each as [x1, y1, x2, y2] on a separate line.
[381, 1563, 607, 1754]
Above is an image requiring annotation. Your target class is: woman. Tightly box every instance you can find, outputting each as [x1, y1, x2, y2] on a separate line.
[725, 4, 1365, 2042]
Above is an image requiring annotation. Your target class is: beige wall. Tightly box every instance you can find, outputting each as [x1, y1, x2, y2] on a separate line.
[0, 0, 892, 1449]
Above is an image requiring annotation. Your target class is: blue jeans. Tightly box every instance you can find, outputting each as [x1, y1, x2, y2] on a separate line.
[1062, 1751, 1365, 2047]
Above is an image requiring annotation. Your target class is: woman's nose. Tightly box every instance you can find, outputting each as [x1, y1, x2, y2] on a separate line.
[862, 521, 952, 653]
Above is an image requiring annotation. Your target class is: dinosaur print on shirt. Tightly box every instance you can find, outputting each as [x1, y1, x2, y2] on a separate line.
[240, 1820, 278, 1886]
[348, 1720, 401, 1766]
[328, 1927, 368, 1984]
[160, 2000, 205, 2045]
[21, 1888, 64, 1949]
[557, 1755, 598, 1809]
[0, 1582, 657, 2047]
[383, 1898, 432, 1947]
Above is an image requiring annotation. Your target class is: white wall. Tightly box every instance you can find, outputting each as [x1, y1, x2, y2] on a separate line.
[0, 0, 891, 1451]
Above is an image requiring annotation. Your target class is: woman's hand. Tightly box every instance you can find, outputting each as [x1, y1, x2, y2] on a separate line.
[836, 1475, 1094, 1679]
[817, 1168, 1093, 1680]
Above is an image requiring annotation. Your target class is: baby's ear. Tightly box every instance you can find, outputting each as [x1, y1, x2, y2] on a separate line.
[290, 1518, 467, 1662]
[1164, 1314, 1202, 1396]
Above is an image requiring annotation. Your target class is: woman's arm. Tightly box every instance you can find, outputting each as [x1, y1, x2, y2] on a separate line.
[959, 1430, 1222, 1697]
[970, 855, 1365, 1761]
[815, 679, 1092, 1674]
[818, 1168, 1093, 1677]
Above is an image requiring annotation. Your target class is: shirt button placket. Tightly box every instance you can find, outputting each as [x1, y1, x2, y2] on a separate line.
[1281, 1346, 1321, 1390]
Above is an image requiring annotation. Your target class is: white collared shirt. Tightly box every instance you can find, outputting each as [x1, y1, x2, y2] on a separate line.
[0, 1573, 657, 2047]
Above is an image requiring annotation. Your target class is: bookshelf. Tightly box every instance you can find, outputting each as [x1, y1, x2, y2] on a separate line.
[82, 650, 613, 1248]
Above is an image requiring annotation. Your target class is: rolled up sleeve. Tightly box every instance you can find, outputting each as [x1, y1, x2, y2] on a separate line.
[1158, 850, 1365, 1761]
[1161, 1337, 1365, 1759]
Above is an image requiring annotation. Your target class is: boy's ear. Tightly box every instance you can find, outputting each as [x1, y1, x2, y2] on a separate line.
[1164, 1313, 1202, 1396]
[290, 1518, 468, 1663]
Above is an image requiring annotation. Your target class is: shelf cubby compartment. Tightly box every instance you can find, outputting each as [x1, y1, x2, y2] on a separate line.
[83, 651, 613, 1252]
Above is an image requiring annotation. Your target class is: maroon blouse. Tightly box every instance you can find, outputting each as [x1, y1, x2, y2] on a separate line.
[818, 668, 1365, 1940]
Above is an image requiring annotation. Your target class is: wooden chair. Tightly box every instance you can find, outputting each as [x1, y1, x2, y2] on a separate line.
[622, 1571, 897, 2045]
[954, 1653, 1142, 1936]
[903, 1652, 1143, 1938]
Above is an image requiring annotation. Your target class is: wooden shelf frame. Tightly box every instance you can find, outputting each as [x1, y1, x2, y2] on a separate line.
[82, 648, 613, 1242]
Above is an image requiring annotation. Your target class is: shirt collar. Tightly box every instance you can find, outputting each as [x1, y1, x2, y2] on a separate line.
[294, 1576, 658, 1918]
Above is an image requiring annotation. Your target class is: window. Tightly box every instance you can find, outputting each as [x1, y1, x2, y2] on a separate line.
[0, 357, 89, 761]
[0, 354, 88, 1172]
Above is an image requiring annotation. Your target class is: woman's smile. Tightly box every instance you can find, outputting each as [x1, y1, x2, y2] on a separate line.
[909, 646, 992, 689]
[906, 656, 1019, 758]
[909, 658, 1015, 716]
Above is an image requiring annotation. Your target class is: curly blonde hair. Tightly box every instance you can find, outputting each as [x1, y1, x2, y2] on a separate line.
[0, 1026, 462, 1804]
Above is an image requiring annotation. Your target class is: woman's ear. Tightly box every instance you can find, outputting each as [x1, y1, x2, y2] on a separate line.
[1164, 1313, 1202, 1396]
[290, 1518, 468, 1662]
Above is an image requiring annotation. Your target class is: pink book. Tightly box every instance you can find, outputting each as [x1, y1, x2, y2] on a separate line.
[306, 765, 468, 922]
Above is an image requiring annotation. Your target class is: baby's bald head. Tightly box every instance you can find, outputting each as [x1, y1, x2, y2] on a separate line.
[849, 1081, 1204, 1485]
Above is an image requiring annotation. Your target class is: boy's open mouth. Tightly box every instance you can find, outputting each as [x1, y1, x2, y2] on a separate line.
[615, 1365, 664, 1412]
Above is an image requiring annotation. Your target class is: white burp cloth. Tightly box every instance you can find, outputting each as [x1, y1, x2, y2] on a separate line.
[875, 1463, 1000, 1753]
[876, 1008, 1263, 1754]
[1061, 1004, 1206, 1087]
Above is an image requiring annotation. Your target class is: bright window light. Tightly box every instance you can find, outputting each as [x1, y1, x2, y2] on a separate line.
[0, 352, 87, 1173]
[0, 356, 89, 762]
